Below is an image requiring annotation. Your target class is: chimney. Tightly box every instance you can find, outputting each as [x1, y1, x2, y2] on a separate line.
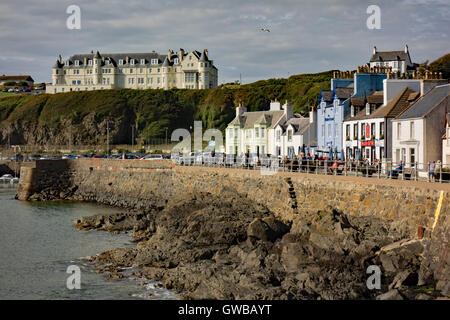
[205, 49, 208, 57]
[236, 100, 246, 117]
[309, 107, 316, 124]
[283, 100, 293, 119]
[373, 46, 377, 54]
[270, 99, 281, 111]
[84, 57, 87, 65]
[179, 48, 184, 61]
[58, 55, 62, 63]
[404, 44, 408, 53]
[126, 56, 129, 64]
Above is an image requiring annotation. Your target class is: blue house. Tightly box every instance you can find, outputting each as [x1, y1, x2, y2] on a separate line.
[315, 72, 387, 159]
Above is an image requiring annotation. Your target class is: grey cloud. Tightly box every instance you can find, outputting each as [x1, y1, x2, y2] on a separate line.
[0, 0, 448, 84]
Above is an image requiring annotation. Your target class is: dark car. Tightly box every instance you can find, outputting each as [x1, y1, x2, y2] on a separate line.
[29, 154, 41, 161]
[10, 154, 24, 161]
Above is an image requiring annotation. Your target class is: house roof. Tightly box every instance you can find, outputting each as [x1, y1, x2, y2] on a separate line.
[345, 87, 419, 121]
[229, 110, 285, 129]
[280, 117, 311, 136]
[0, 75, 34, 82]
[366, 91, 384, 104]
[396, 84, 450, 120]
[55, 49, 205, 68]
[320, 87, 353, 102]
[370, 50, 408, 62]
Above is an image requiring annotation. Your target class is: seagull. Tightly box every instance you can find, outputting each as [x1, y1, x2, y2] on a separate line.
[260, 27, 270, 32]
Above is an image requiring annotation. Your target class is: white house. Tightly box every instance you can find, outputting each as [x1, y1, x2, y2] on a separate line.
[343, 88, 419, 162]
[369, 45, 416, 76]
[225, 100, 315, 157]
[226, 100, 288, 156]
[443, 113, 450, 166]
[273, 115, 316, 158]
[391, 84, 450, 170]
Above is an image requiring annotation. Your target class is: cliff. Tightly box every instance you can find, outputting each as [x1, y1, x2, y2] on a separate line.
[0, 71, 332, 146]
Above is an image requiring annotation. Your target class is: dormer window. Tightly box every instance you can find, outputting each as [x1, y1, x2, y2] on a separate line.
[351, 105, 355, 117]
[140, 59, 145, 65]
[174, 58, 179, 64]
[65, 60, 70, 66]
[74, 60, 79, 66]
[365, 103, 370, 116]
[130, 59, 135, 65]
[105, 60, 110, 65]
[119, 59, 123, 65]
[151, 59, 158, 65]
[88, 60, 92, 66]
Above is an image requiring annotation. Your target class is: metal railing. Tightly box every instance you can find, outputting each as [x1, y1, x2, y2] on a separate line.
[171, 155, 450, 183]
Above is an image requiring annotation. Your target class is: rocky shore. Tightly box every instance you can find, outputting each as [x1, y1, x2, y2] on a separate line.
[74, 190, 447, 300]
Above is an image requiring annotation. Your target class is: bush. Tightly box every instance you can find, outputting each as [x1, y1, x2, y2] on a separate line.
[4, 81, 16, 86]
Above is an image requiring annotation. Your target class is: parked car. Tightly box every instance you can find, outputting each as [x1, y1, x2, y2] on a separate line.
[8, 88, 14, 92]
[0, 174, 14, 183]
[29, 154, 41, 161]
[9, 154, 24, 161]
[139, 154, 163, 160]
[2, 88, 8, 92]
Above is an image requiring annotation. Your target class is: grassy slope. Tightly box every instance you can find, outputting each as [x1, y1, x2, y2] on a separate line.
[0, 71, 332, 142]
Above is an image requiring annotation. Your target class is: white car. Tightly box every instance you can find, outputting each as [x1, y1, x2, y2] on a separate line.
[0, 174, 14, 183]
[140, 154, 163, 160]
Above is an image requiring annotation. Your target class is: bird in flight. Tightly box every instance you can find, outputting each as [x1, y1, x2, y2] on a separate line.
[260, 27, 270, 32]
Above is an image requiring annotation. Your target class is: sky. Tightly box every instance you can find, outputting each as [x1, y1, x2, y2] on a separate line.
[0, 0, 449, 84]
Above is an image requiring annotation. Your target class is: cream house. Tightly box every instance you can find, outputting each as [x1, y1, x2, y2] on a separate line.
[46, 49, 218, 94]
[391, 84, 449, 170]
[369, 45, 417, 76]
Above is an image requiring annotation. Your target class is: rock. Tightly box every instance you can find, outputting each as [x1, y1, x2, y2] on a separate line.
[415, 293, 433, 300]
[389, 271, 419, 290]
[247, 218, 289, 242]
[376, 289, 404, 300]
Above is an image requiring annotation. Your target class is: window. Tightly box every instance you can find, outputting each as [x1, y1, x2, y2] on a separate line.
[189, 55, 192, 60]
[288, 130, 293, 142]
[65, 60, 69, 66]
[410, 148, 415, 166]
[366, 103, 370, 116]
[105, 60, 110, 65]
[410, 122, 414, 139]
[346, 124, 350, 137]
[157, 68, 160, 73]
[140, 68, 143, 74]
[74, 60, 79, 66]
[140, 59, 145, 65]
[397, 123, 402, 139]
[151, 59, 158, 65]
[255, 127, 259, 138]
[130, 59, 135, 65]
[119, 59, 123, 65]
[380, 122, 384, 138]
[276, 130, 281, 142]
[128, 78, 134, 84]
[401, 148, 406, 163]
[130, 69, 134, 73]
[261, 128, 265, 138]
[234, 128, 238, 138]
[353, 124, 358, 139]
[174, 58, 179, 64]
[361, 122, 365, 137]
[88, 60, 92, 66]
[371, 123, 375, 137]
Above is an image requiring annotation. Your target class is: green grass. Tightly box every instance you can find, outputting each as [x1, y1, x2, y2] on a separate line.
[0, 70, 334, 144]
[0, 92, 17, 98]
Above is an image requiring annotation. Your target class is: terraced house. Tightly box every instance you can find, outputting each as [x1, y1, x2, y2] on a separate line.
[46, 49, 218, 94]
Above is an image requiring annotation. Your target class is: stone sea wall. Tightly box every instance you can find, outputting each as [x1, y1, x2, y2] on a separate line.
[16, 159, 450, 295]
[17, 159, 449, 233]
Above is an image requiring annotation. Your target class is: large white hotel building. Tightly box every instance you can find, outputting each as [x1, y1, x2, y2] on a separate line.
[46, 49, 218, 94]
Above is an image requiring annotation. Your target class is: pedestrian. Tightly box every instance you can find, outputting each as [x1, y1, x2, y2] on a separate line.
[429, 161, 435, 182]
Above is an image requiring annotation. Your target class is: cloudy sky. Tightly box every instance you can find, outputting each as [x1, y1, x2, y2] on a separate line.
[0, 0, 448, 84]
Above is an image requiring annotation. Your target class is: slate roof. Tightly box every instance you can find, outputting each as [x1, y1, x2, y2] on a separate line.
[344, 87, 419, 121]
[370, 50, 408, 62]
[55, 49, 209, 68]
[396, 84, 450, 120]
[366, 91, 383, 104]
[320, 87, 353, 102]
[280, 117, 311, 136]
[229, 110, 285, 129]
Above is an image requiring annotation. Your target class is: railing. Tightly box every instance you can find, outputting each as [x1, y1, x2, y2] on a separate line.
[171, 155, 450, 183]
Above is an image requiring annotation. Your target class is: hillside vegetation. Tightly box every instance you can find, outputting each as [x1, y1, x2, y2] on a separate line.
[0, 71, 332, 146]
